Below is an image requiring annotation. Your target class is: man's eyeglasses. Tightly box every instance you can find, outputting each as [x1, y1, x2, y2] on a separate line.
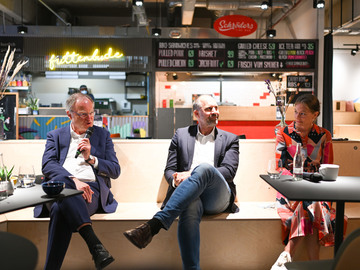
[71, 110, 95, 118]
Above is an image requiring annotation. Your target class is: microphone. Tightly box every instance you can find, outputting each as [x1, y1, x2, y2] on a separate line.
[303, 172, 323, 182]
[75, 127, 94, 158]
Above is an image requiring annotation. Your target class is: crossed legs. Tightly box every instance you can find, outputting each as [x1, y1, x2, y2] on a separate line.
[124, 163, 231, 270]
[44, 181, 113, 270]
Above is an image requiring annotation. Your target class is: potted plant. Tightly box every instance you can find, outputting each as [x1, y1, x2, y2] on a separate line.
[133, 128, 141, 138]
[0, 164, 15, 196]
[0, 165, 14, 181]
[27, 96, 39, 115]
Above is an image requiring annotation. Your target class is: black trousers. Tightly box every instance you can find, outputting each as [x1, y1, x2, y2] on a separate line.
[44, 181, 100, 270]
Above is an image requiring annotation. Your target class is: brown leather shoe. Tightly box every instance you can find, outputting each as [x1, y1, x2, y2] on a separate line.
[123, 223, 152, 249]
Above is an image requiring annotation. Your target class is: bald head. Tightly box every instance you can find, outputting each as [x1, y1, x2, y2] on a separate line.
[193, 95, 217, 111]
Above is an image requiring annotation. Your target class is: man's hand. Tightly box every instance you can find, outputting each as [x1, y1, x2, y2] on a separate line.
[173, 171, 191, 187]
[77, 138, 91, 160]
[73, 177, 94, 203]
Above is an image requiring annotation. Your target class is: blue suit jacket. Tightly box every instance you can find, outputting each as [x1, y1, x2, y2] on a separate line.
[163, 125, 239, 212]
[34, 125, 121, 217]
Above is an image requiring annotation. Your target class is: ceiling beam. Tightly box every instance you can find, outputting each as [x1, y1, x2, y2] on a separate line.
[182, 0, 196, 25]
[0, 3, 22, 23]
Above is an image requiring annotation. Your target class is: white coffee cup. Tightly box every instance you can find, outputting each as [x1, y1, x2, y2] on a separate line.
[319, 164, 339, 180]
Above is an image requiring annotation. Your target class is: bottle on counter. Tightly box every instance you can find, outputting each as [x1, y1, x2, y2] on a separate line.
[22, 74, 29, 87]
[10, 75, 17, 86]
[293, 142, 303, 181]
[16, 75, 22, 87]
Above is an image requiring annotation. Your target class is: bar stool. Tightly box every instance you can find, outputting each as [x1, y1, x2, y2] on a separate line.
[0, 231, 38, 270]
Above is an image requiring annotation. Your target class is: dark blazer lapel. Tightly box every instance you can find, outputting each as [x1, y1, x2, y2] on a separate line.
[89, 128, 97, 156]
[214, 128, 223, 166]
[59, 126, 71, 165]
[187, 126, 197, 169]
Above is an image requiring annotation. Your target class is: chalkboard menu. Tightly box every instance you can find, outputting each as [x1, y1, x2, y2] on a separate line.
[0, 37, 24, 54]
[0, 93, 18, 140]
[155, 39, 317, 71]
[286, 75, 313, 89]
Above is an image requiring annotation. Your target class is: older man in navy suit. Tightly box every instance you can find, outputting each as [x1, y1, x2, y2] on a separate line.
[124, 95, 239, 269]
[34, 93, 120, 270]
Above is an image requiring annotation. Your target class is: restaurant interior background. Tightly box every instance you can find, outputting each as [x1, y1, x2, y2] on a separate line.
[0, 0, 359, 139]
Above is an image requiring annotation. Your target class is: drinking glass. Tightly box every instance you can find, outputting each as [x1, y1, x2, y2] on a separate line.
[0, 181, 8, 200]
[267, 158, 283, 179]
[18, 165, 36, 188]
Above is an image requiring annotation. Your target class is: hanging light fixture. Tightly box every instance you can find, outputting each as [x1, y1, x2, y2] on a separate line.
[17, 0, 27, 34]
[313, 0, 325, 9]
[152, 0, 161, 37]
[260, 0, 272, 10]
[132, 0, 143, 7]
[266, 2, 276, 38]
[344, 44, 359, 56]
[260, 1, 269, 10]
[266, 29, 276, 38]
[152, 28, 161, 36]
[351, 45, 359, 56]
[17, 25, 27, 34]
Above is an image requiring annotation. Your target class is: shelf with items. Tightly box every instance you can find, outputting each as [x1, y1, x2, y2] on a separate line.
[125, 72, 147, 100]
[6, 73, 33, 109]
[7, 73, 32, 88]
[6, 86, 31, 91]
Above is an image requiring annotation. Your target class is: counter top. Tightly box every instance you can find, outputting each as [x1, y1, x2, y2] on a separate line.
[333, 111, 360, 125]
[218, 106, 295, 121]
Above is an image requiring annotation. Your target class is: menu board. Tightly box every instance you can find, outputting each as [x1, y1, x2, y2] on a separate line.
[155, 39, 317, 71]
[287, 75, 313, 89]
[0, 37, 24, 54]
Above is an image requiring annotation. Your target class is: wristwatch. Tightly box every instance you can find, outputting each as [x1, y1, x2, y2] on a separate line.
[85, 155, 94, 163]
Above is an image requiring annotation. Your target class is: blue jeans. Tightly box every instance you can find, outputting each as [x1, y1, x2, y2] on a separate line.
[154, 163, 231, 270]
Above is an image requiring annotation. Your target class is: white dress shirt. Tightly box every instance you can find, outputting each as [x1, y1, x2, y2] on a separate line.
[172, 127, 216, 188]
[62, 125, 98, 182]
[190, 127, 215, 171]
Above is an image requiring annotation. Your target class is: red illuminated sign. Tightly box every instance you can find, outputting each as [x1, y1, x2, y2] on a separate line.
[214, 15, 257, 37]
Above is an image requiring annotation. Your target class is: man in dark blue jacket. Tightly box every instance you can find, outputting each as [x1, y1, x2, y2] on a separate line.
[35, 93, 120, 270]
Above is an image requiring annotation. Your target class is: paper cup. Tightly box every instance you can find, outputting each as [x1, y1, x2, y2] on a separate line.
[319, 164, 339, 180]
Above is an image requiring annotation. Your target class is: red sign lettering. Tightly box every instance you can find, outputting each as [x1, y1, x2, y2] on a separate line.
[214, 15, 257, 37]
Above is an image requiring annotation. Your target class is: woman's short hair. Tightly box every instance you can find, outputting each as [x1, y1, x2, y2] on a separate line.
[295, 94, 320, 115]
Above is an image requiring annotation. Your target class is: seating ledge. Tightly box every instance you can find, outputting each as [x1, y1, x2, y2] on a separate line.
[3, 202, 360, 223]
[2, 202, 280, 222]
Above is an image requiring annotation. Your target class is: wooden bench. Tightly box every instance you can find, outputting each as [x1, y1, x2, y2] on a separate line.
[1, 139, 360, 269]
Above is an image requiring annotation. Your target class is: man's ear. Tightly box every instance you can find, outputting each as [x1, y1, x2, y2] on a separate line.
[66, 111, 72, 120]
[193, 110, 199, 120]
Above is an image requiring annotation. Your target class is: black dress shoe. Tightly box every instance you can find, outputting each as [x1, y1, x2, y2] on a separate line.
[92, 244, 115, 270]
[123, 223, 152, 249]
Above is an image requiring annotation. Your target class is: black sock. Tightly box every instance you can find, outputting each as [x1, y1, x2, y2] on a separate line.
[146, 218, 164, 236]
[79, 225, 102, 253]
